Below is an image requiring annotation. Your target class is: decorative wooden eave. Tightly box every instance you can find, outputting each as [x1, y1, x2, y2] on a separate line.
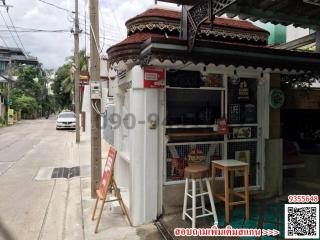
[141, 37, 320, 72]
[108, 35, 320, 73]
[125, 8, 269, 44]
[158, 0, 320, 27]
[107, 8, 320, 73]
[158, 0, 320, 49]
[108, 8, 270, 65]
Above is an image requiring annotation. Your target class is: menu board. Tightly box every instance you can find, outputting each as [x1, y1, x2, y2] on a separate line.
[228, 78, 257, 124]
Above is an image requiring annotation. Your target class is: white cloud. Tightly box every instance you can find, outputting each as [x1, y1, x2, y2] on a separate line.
[0, 0, 179, 69]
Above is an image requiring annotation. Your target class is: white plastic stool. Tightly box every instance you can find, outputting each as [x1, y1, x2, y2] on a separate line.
[182, 165, 218, 228]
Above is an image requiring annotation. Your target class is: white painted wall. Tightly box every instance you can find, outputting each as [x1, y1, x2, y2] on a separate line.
[286, 25, 310, 42]
[114, 65, 160, 226]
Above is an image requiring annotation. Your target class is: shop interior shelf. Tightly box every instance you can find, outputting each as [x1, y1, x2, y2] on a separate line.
[166, 125, 215, 129]
[166, 86, 225, 91]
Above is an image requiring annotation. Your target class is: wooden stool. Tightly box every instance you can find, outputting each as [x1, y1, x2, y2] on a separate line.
[182, 165, 218, 228]
[211, 160, 249, 225]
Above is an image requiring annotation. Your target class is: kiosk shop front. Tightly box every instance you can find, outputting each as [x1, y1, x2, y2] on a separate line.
[107, 7, 320, 226]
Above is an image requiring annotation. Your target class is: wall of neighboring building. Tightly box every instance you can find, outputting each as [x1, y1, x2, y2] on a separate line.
[253, 22, 311, 45]
[254, 22, 286, 45]
[286, 25, 310, 42]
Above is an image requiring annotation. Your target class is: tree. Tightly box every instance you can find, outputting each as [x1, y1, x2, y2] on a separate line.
[52, 49, 87, 110]
[14, 65, 43, 99]
[12, 95, 38, 118]
[52, 63, 73, 109]
[11, 64, 53, 117]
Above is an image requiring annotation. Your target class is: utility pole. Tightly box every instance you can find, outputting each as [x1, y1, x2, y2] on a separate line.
[7, 60, 11, 125]
[74, 0, 80, 143]
[90, 0, 101, 198]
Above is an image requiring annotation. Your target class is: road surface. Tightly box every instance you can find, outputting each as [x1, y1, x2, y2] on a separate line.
[0, 119, 83, 240]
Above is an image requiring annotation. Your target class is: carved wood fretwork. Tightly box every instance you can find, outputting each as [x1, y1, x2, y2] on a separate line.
[187, 0, 237, 50]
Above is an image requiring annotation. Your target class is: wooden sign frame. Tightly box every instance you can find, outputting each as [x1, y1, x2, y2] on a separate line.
[91, 146, 132, 233]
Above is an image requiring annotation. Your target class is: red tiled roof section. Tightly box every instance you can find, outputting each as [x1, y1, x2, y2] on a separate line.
[129, 8, 268, 33]
[111, 32, 178, 48]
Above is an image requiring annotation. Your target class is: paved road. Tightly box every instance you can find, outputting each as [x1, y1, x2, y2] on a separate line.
[0, 119, 83, 240]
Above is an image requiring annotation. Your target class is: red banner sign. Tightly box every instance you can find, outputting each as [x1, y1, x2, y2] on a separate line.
[99, 147, 117, 199]
[144, 66, 165, 88]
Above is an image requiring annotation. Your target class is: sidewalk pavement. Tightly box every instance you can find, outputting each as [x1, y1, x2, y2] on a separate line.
[78, 133, 162, 240]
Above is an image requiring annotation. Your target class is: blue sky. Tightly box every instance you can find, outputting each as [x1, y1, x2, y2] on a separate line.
[0, 0, 177, 69]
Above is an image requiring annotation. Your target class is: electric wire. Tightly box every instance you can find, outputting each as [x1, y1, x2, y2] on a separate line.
[99, 6, 106, 54]
[109, 3, 125, 38]
[0, 34, 8, 47]
[7, 11, 27, 55]
[0, 9, 21, 51]
[0, 29, 70, 33]
[38, 0, 73, 13]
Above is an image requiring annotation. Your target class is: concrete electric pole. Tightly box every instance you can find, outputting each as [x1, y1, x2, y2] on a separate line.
[89, 0, 101, 198]
[74, 0, 80, 143]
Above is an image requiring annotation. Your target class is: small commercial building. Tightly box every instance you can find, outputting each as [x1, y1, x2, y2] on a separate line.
[106, 7, 320, 226]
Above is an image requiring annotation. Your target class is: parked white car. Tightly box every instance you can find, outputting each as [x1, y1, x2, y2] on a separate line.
[56, 111, 76, 130]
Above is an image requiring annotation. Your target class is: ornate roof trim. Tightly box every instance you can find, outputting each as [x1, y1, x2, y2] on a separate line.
[200, 27, 269, 42]
[127, 21, 269, 43]
[108, 36, 320, 73]
[128, 22, 180, 34]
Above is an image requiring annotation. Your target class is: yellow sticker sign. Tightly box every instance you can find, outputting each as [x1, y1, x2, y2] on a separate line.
[8, 109, 14, 125]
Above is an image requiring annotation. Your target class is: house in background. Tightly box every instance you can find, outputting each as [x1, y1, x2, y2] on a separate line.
[0, 46, 39, 74]
[0, 46, 39, 123]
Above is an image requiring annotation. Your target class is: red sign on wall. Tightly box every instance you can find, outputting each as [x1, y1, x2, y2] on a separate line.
[99, 147, 117, 199]
[144, 66, 165, 88]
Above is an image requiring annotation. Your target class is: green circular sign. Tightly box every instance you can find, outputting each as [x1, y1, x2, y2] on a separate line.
[269, 89, 285, 109]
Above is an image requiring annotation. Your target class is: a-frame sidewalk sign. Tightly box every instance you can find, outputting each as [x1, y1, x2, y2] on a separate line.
[92, 146, 132, 233]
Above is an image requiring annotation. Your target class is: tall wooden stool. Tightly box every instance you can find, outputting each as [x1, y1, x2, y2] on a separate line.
[211, 160, 249, 225]
[182, 165, 218, 228]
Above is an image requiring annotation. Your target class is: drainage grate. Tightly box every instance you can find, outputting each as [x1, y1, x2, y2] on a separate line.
[51, 166, 80, 179]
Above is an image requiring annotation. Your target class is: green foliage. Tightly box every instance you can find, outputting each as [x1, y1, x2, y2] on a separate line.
[13, 65, 43, 99]
[52, 63, 73, 109]
[6, 64, 56, 118]
[0, 116, 4, 125]
[52, 49, 87, 110]
[13, 95, 38, 115]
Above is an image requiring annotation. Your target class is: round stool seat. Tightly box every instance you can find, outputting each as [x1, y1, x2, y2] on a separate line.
[184, 165, 209, 179]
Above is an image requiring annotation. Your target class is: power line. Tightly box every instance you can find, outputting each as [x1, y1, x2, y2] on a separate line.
[0, 25, 70, 32]
[99, 6, 105, 53]
[0, 10, 20, 51]
[38, 0, 73, 13]
[6, 11, 27, 56]
[0, 34, 8, 47]
[109, 3, 126, 38]
[0, 29, 70, 33]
